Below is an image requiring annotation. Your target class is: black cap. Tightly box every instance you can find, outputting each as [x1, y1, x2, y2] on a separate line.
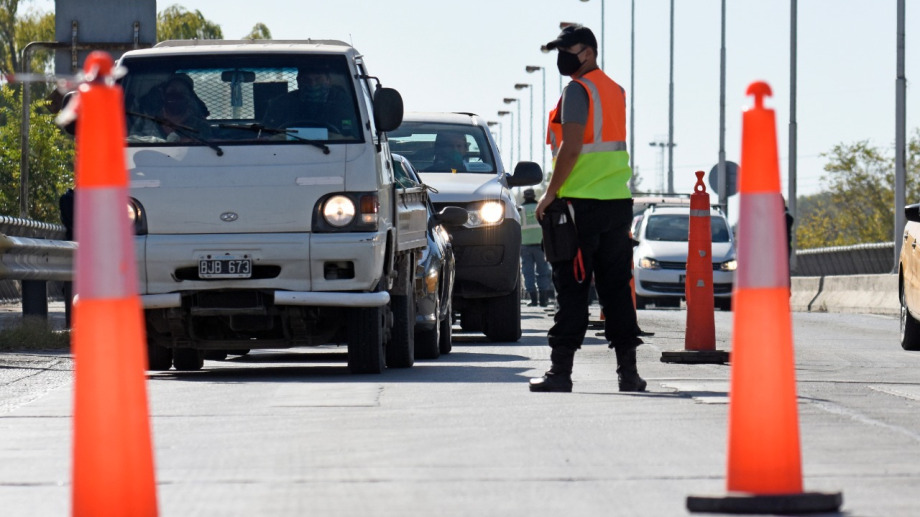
[543, 25, 598, 52]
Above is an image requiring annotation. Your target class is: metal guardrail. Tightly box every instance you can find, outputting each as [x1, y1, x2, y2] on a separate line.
[0, 234, 75, 282]
[794, 242, 894, 277]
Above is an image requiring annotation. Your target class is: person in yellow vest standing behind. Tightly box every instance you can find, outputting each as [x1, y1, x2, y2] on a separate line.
[520, 188, 552, 307]
[529, 25, 645, 393]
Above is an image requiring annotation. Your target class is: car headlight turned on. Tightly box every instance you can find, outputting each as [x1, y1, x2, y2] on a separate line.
[465, 200, 504, 228]
[322, 195, 356, 227]
[719, 259, 738, 272]
[638, 256, 660, 270]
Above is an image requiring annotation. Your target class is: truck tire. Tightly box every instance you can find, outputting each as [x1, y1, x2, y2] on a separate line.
[415, 299, 440, 360]
[900, 288, 920, 351]
[347, 305, 386, 373]
[173, 348, 204, 371]
[483, 277, 522, 342]
[387, 294, 415, 367]
[147, 344, 173, 371]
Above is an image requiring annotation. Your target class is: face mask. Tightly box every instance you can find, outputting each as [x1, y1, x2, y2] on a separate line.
[557, 50, 583, 76]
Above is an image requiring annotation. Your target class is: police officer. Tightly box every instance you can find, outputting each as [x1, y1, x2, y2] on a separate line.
[520, 188, 552, 307]
[529, 25, 645, 393]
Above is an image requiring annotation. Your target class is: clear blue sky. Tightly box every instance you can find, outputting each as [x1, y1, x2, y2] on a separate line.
[35, 0, 917, 202]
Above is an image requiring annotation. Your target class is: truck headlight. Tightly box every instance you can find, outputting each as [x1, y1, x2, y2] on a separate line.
[322, 195, 355, 227]
[638, 256, 660, 269]
[466, 200, 504, 227]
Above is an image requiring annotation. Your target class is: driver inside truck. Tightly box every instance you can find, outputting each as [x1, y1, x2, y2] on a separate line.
[133, 73, 211, 141]
[261, 62, 356, 136]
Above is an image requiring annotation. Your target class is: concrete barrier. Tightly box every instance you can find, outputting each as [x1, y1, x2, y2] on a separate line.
[791, 274, 899, 316]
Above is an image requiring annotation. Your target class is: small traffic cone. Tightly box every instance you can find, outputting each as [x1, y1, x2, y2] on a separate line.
[71, 52, 158, 517]
[687, 82, 841, 513]
[661, 171, 728, 364]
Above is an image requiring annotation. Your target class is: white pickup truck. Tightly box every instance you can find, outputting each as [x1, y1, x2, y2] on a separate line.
[117, 40, 428, 373]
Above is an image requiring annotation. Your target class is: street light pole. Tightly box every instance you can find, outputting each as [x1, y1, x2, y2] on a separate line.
[514, 83, 533, 162]
[487, 120, 501, 154]
[498, 110, 513, 165]
[504, 97, 521, 165]
[526, 66, 546, 173]
[667, 0, 675, 194]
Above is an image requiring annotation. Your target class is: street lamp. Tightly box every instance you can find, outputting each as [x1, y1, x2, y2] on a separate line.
[514, 83, 533, 162]
[497, 110, 513, 165]
[503, 97, 520, 165]
[525, 65, 546, 174]
[579, 0, 605, 69]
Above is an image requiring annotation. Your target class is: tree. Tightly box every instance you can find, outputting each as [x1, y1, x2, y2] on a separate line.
[796, 130, 920, 249]
[0, 0, 54, 74]
[244, 22, 271, 41]
[156, 4, 223, 41]
[0, 86, 73, 222]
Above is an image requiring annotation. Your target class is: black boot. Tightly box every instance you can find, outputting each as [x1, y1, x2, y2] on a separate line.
[538, 290, 551, 307]
[527, 291, 538, 307]
[530, 348, 575, 392]
[614, 345, 647, 392]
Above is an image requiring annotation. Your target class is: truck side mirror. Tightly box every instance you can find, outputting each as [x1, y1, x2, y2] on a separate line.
[373, 87, 403, 133]
[507, 161, 543, 187]
[57, 91, 77, 137]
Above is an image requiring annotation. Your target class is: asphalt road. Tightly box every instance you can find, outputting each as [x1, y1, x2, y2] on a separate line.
[1, 303, 919, 516]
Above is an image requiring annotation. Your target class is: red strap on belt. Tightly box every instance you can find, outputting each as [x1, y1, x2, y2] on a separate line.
[573, 249, 585, 283]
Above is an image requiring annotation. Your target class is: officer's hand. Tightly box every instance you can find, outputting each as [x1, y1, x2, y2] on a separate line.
[535, 191, 556, 221]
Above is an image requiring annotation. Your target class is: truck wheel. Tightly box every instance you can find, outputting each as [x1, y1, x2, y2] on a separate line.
[173, 348, 204, 371]
[347, 305, 386, 373]
[438, 300, 453, 355]
[147, 343, 173, 371]
[387, 294, 415, 368]
[483, 278, 522, 342]
[900, 288, 920, 351]
[415, 300, 440, 360]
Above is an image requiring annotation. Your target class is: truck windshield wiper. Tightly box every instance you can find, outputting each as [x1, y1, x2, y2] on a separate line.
[217, 123, 330, 155]
[126, 111, 224, 156]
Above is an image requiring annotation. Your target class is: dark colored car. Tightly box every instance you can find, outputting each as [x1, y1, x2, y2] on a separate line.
[392, 154, 468, 358]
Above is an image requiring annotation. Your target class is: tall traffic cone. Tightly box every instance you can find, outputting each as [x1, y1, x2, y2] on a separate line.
[687, 82, 841, 513]
[661, 171, 728, 364]
[71, 52, 158, 517]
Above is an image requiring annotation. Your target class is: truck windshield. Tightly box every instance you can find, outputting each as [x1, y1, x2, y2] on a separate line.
[119, 54, 364, 147]
[388, 122, 496, 174]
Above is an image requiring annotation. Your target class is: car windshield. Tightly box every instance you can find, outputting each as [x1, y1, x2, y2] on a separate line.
[644, 214, 731, 242]
[119, 54, 364, 147]
[388, 122, 496, 174]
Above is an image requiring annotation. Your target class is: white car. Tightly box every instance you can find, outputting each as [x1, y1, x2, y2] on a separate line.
[632, 204, 737, 310]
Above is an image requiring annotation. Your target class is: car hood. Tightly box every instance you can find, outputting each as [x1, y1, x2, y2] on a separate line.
[635, 240, 735, 263]
[416, 172, 505, 203]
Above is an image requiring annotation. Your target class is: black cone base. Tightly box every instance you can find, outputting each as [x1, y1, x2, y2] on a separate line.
[687, 491, 843, 514]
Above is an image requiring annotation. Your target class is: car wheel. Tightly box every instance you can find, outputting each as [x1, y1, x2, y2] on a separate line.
[483, 277, 523, 342]
[147, 343, 172, 371]
[715, 298, 733, 311]
[438, 300, 453, 355]
[347, 305, 386, 373]
[173, 348, 204, 371]
[900, 288, 920, 351]
[415, 299, 441, 360]
[635, 295, 649, 310]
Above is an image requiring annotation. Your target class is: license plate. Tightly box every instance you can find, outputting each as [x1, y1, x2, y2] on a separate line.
[198, 254, 252, 279]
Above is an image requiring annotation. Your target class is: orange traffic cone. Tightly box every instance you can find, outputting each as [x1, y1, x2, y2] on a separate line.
[687, 82, 840, 513]
[661, 171, 728, 364]
[71, 52, 158, 517]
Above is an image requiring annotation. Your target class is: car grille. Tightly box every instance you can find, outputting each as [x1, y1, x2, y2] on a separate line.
[658, 261, 728, 272]
[640, 281, 733, 294]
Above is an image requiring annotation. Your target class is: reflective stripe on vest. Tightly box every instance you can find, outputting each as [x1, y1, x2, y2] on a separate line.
[558, 69, 632, 200]
[735, 192, 789, 289]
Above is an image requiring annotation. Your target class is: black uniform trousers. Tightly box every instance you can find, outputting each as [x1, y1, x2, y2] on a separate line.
[547, 197, 638, 351]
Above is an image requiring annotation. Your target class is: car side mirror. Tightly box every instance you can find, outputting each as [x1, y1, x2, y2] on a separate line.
[434, 206, 468, 227]
[906, 204, 920, 223]
[373, 87, 403, 133]
[507, 161, 543, 187]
